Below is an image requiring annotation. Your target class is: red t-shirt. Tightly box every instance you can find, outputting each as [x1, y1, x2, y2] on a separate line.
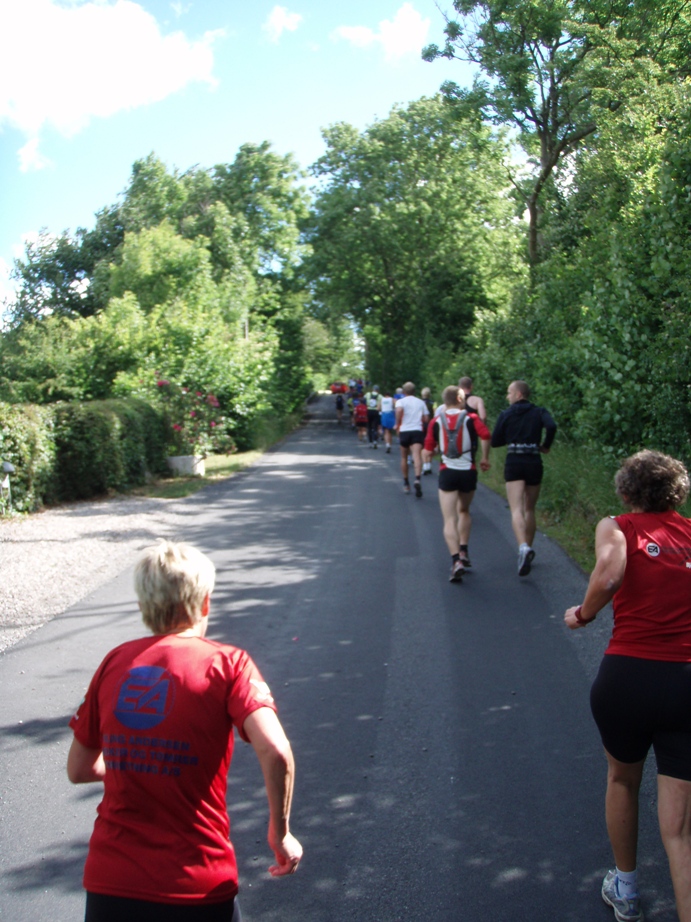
[606, 511, 691, 661]
[69, 634, 276, 904]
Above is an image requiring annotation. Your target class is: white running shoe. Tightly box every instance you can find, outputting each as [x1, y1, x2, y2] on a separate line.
[601, 870, 643, 922]
[517, 546, 535, 576]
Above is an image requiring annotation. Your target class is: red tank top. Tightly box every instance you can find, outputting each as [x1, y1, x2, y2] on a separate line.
[606, 510, 691, 661]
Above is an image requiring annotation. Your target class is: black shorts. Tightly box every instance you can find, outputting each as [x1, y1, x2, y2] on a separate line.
[438, 468, 478, 493]
[504, 455, 543, 485]
[85, 894, 241, 922]
[590, 654, 691, 781]
[399, 430, 424, 448]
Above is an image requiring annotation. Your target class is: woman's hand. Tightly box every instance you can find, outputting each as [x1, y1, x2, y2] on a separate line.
[564, 606, 587, 630]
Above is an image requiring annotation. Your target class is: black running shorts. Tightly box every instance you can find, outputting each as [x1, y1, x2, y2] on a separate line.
[438, 468, 478, 493]
[590, 654, 691, 781]
[504, 455, 543, 485]
[399, 430, 424, 448]
[86, 894, 241, 922]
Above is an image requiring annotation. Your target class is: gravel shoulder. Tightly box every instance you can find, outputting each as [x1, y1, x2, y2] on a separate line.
[0, 494, 189, 653]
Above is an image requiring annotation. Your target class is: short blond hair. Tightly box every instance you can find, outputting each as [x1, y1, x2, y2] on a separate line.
[402, 381, 415, 395]
[443, 385, 465, 408]
[134, 541, 216, 634]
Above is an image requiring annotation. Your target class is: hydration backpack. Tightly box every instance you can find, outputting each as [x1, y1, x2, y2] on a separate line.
[437, 409, 470, 460]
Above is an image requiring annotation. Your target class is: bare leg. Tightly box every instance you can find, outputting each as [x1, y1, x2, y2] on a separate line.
[505, 480, 528, 546]
[604, 750, 645, 872]
[523, 483, 541, 547]
[439, 490, 460, 555]
[457, 492, 474, 547]
[410, 443, 423, 478]
[505, 480, 541, 547]
[658, 773, 691, 921]
[399, 445, 410, 480]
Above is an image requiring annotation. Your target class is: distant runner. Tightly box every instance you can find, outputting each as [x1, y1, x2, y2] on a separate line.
[395, 382, 429, 497]
[458, 376, 487, 423]
[424, 386, 491, 581]
[353, 398, 368, 444]
[491, 380, 556, 576]
[421, 388, 435, 475]
[378, 390, 396, 453]
[335, 392, 344, 424]
[363, 386, 381, 449]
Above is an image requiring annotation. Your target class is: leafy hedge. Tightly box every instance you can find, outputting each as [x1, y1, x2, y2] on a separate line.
[0, 403, 57, 511]
[0, 398, 169, 511]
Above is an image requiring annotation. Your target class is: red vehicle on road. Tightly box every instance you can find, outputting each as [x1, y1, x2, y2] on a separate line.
[329, 382, 348, 394]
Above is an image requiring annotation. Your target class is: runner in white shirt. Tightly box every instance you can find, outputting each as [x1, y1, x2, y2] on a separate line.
[394, 382, 429, 497]
[378, 391, 396, 453]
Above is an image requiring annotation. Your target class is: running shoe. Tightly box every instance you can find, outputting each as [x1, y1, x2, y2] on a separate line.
[459, 554, 472, 569]
[423, 468, 432, 475]
[414, 481, 422, 498]
[601, 870, 643, 922]
[403, 482, 411, 494]
[517, 546, 535, 576]
[373, 442, 378, 449]
[449, 560, 464, 582]
[385, 446, 391, 453]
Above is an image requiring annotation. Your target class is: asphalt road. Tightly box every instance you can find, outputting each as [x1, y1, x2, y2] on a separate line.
[0, 396, 677, 921]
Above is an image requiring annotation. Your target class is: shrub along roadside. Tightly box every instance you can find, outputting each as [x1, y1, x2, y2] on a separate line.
[53, 399, 170, 501]
[0, 402, 57, 511]
[0, 398, 170, 510]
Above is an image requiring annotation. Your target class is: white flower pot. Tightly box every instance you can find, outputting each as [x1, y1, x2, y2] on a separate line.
[167, 455, 205, 477]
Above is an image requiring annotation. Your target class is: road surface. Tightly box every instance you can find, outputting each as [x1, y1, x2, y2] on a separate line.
[0, 396, 676, 921]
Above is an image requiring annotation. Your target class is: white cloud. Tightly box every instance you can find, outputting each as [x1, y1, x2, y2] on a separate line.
[0, 0, 222, 147]
[18, 138, 54, 174]
[332, 3, 430, 63]
[262, 5, 302, 44]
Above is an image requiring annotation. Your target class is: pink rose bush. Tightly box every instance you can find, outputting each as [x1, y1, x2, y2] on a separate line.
[155, 378, 235, 458]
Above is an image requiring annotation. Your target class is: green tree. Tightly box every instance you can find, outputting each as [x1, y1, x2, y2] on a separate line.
[212, 142, 310, 275]
[306, 95, 523, 386]
[423, 0, 691, 266]
[100, 221, 216, 313]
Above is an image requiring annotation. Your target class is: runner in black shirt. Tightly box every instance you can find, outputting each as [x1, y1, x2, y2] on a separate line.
[491, 380, 556, 576]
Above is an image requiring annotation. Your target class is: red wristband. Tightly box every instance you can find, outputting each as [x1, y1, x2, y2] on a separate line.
[574, 605, 594, 626]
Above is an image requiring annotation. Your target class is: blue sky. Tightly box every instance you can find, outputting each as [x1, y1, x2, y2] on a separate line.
[0, 1, 475, 302]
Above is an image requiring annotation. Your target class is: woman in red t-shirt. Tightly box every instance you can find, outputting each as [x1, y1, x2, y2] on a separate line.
[67, 542, 302, 922]
[565, 450, 691, 922]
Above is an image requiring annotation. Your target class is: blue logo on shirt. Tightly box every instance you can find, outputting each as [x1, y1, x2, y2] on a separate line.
[114, 666, 175, 730]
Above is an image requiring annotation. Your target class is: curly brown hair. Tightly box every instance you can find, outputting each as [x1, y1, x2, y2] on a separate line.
[615, 450, 690, 512]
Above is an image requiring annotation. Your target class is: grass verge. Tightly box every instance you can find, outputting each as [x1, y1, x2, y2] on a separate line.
[482, 443, 621, 574]
[130, 450, 265, 500]
[128, 409, 306, 501]
[483, 442, 691, 573]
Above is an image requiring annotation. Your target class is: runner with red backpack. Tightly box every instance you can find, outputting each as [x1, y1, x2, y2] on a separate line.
[353, 398, 368, 443]
[424, 385, 491, 582]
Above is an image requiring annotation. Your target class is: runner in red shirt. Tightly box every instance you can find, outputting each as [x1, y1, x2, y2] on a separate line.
[564, 451, 691, 922]
[67, 541, 302, 922]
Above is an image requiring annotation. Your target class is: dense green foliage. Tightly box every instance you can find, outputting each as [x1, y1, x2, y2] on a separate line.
[0, 398, 168, 509]
[0, 403, 56, 511]
[53, 399, 169, 500]
[3, 146, 348, 454]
